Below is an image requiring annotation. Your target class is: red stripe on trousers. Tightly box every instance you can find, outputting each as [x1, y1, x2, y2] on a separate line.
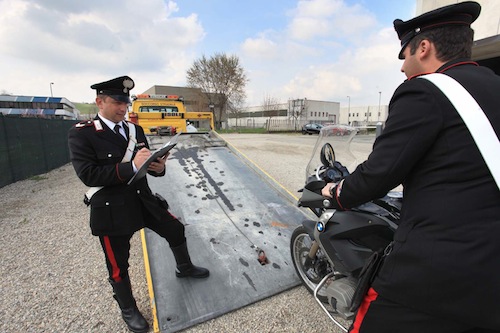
[350, 287, 379, 333]
[103, 236, 122, 282]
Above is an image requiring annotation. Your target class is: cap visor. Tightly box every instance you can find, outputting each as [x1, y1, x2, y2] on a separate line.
[108, 95, 131, 103]
[398, 40, 410, 59]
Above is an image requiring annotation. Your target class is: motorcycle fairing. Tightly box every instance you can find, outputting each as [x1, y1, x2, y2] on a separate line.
[301, 219, 317, 239]
[316, 211, 393, 274]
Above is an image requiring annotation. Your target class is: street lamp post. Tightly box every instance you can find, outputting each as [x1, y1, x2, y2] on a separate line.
[50, 82, 54, 97]
[347, 96, 351, 125]
[378, 91, 381, 121]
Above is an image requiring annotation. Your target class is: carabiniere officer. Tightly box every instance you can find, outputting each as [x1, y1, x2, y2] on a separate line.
[68, 76, 209, 333]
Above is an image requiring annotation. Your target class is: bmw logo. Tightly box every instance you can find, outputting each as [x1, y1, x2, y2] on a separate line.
[316, 222, 325, 232]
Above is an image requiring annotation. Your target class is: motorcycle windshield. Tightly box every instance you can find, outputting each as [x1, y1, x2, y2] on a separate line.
[305, 125, 360, 183]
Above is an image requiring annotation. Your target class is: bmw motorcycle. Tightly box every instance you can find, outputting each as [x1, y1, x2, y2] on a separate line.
[290, 125, 401, 331]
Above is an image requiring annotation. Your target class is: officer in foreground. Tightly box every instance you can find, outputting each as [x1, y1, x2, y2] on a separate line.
[322, 2, 500, 332]
[68, 76, 209, 333]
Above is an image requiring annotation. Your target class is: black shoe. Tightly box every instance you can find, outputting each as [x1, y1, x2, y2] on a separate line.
[110, 276, 150, 333]
[120, 305, 149, 333]
[175, 264, 210, 278]
[171, 242, 210, 278]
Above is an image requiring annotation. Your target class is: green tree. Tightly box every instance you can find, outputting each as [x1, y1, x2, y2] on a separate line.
[187, 53, 247, 129]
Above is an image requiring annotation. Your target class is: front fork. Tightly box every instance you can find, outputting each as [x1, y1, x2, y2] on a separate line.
[304, 240, 320, 270]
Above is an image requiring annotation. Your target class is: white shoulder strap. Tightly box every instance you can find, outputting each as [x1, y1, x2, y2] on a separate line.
[85, 122, 139, 202]
[420, 73, 500, 190]
[121, 122, 137, 163]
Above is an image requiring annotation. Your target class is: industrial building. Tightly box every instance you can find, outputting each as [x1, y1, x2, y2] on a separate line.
[0, 95, 80, 120]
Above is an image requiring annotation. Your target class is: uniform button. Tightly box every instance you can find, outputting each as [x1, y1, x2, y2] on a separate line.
[108, 154, 112, 158]
[105, 202, 110, 206]
[137, 190, 141, 194]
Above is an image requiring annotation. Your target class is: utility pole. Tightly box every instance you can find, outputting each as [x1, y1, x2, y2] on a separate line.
[378, 91, 381, 121]
[50, 82, 54, 97]
[347, 96, 350, 125]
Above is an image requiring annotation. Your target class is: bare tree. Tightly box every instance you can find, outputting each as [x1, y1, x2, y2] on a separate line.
[262, 94, 281, 120]
[226, 94, 245, 128]
[288, 98, 308, 131]
[186, 53, 248, 129]
[262, 94, 282, 131]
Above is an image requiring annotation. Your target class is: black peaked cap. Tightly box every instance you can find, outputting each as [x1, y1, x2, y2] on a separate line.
[394, 1, 481, 59]
[90, 76, 135, 103]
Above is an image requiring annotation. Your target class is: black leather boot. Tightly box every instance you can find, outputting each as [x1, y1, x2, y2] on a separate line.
[171, 242, 210, 278]
[110, 276, 149, 333]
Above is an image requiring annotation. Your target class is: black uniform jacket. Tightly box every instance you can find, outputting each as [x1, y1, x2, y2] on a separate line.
[68, 116, 165, 236]
[338, 60, 500, 328]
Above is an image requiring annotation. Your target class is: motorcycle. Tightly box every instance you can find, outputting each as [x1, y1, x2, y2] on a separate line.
[290, 125, 402, 332]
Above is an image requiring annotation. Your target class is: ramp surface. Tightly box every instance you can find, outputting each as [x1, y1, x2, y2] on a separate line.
[145, 134, 309, 332]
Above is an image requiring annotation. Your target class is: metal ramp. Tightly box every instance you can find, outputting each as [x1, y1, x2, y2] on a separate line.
[143, 132, 310, 333]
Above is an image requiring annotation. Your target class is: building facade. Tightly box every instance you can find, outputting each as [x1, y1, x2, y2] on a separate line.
[0, 95, 80, 120]
[227, 98, 340, 130]
[339, 104, 389, 127]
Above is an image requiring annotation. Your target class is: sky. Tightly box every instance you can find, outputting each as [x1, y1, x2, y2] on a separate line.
[0, 0, 416, 108]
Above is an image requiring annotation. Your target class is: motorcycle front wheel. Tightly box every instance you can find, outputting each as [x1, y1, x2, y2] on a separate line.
[290, 225, 331, 303]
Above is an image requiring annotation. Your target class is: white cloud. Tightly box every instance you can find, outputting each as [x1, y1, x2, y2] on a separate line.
[240, 0, 405, 107]
[0, 0, 408, 109]
[241, 34, 280, 60]
[0, 0, 204, 102]
[287, 0, 377, 42]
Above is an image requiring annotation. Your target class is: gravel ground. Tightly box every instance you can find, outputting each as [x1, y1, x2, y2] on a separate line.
[0, 132, 375, 333]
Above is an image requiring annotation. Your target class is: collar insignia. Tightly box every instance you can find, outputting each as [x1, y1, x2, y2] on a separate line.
[93, 120, 104, 131]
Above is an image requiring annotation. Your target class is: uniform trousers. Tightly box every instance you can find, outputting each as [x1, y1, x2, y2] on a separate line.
[99, 207, 186, 283]
[350, 288, 500, 333]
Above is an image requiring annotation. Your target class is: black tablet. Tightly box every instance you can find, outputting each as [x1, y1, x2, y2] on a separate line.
[127, 132, 181, 185]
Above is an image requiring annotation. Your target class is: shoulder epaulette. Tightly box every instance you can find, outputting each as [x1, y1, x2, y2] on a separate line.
[74, 120, 93, 129]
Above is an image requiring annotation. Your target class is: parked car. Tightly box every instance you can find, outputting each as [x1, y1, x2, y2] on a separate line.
[302, 123, 323, 135]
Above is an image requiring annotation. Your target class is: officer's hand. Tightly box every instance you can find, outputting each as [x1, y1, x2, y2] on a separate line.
[321, 182, 336, 198]
[148, 153, 168, 173]
[133, 148, 151, 169]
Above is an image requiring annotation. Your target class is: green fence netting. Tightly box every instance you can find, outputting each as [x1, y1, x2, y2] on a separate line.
[0, 115, 77, 188]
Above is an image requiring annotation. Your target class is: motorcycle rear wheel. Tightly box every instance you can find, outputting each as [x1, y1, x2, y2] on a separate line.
[290, 225, 330, 303]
